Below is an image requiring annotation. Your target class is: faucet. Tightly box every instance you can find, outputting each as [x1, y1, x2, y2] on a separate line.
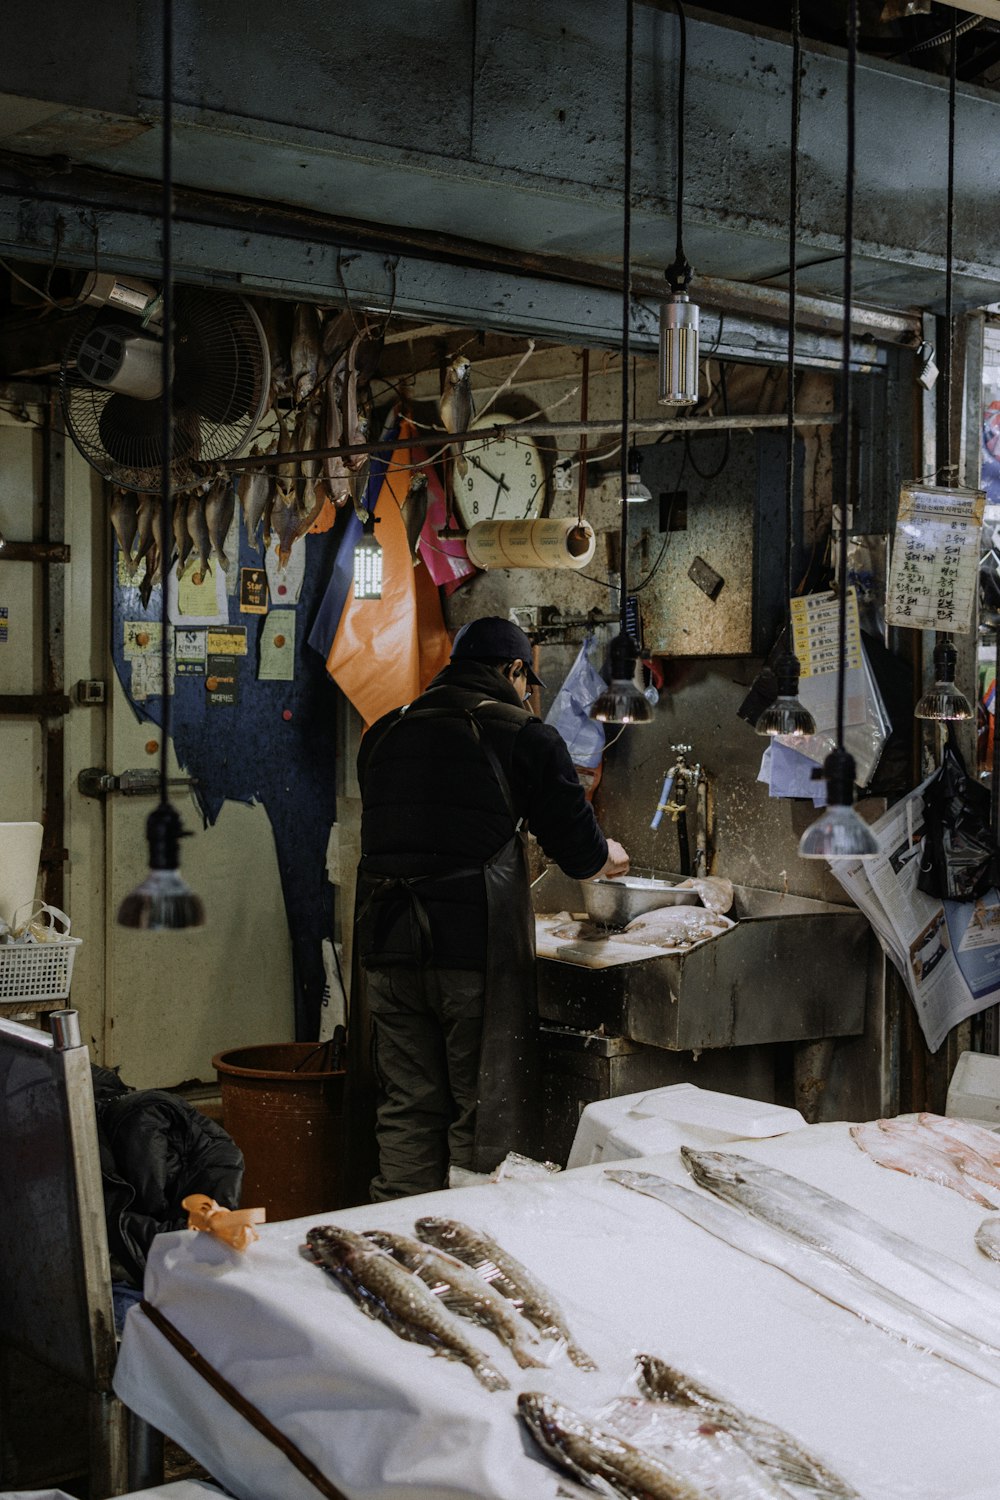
[651, 745, 710, 877]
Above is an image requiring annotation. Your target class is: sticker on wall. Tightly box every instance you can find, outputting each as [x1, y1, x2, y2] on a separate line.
[175, 628, 207, 675]
[207, 625, 247, 657]
[0, 606, 8, 644]
[240, 568, 268, 614]
[123, 621, 162, 658]
[264, 532, 305, 605]
[258, 609, 296, 682]
[170, 554, 229, 626]
[205, 656, 239, 707]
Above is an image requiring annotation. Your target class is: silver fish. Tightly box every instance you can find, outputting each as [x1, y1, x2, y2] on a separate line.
[291, 302, 322, 405]
[186, 491, 213, 581]
[636, 1355, 859, 1500]
[975, 1216, 1000, 1263]
[517, 1391, 708, 1500]
[171, 496, 193, 578]
[854, 1120, 997, 1208]
[363, 1229, 544, 1369]
[305, 1225, 508, 1392]
[414, 1216, 596, 1370]
[608, 1167, 1000, 1391]
[205, 475, 235, 570]
[238, 467, 273, 555]
[402, 471, 428, 561]
[275, 411, 298, 505]
[110, 489, 139, 573]
[438, 355, 474, 477]
[133, 492, 157, 566]
[270, 497, 302, 571]
[292, 399, 325, 538]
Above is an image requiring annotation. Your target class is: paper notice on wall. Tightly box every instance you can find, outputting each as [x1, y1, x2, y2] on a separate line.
[885, 482, 985, 634]
[258, 609, 296, 681]
[264, 532, 305, 605]
[170, 555, 229, 626]
[833, 781, 1000, 1052]
[130, 638, 175, 700]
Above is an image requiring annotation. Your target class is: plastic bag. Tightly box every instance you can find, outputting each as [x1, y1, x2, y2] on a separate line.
[917, 730, 1000, 902]
[544, 636, 606, 769]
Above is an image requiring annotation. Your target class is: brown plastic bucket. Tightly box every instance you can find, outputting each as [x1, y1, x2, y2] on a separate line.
[212, 1042, 345, 1222]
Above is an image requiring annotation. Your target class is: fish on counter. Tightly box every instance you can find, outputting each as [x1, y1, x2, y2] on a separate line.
[414, 1216, 596, 1370]
[975, 1216, 1000, 1264]
[636, 1354, 859, 1500]
[362, 1228, 545, 1369]
[607, 1167, 1000, 1391]
[305, 1224, 509, 1393]
[850, 1120, 997, 1208]
[518, 1392, 709, 1500]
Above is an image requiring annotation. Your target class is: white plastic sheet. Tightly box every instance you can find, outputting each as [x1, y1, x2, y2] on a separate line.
[114, 1125, 1000, 1500]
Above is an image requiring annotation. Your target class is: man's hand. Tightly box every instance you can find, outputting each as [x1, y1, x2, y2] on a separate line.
[597, 839, 630, 879]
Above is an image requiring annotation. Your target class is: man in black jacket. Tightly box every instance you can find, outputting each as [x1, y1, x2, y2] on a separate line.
[355, 616, 628, 1200]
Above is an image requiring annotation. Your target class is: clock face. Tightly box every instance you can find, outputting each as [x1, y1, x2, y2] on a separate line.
[455, 413, 547, 528]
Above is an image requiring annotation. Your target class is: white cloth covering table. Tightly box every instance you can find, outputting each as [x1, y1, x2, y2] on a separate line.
[115, 1123, 1000, 1500]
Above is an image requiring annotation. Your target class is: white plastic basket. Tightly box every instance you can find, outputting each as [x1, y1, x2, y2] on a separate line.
[0, 938, 82, 1002]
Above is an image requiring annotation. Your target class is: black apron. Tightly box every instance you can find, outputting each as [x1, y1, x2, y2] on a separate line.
[345, 700, 540, 1197]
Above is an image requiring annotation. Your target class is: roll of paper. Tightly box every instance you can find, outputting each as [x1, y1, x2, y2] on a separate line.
[465, 518, 596, 571]
[0, 822, 43, 926]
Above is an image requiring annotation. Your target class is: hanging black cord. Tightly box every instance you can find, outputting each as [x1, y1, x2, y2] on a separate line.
[786, 2, 801, 620]
[837, 0, 858, 750]
[664, 0, 692, 293]
[943, 12, 957, 481]
[159, 0, 173, 810]
[620, 0, 635, 634]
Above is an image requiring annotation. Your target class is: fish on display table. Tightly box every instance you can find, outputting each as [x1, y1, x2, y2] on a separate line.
[518, 1391, 709, 1500]
[414, 1215, 597, 1370]
[850, 1120, 997, 1208]
[607, 1166, 1000, 1392]
[305, 1224, 509, 1392]
[975, 1216, 1000, 1263]
[916, 1112, 1000, 1168]
[906, 1113, 1000, 1193]
[635, 1354, 859, 1500]
[362, 1228, 545, 1369]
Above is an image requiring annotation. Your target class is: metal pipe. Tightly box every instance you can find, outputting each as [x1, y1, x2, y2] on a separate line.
[217, 410, 838, 473]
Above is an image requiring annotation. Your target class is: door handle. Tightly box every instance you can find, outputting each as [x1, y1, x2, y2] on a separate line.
[77, 767, 198, 798]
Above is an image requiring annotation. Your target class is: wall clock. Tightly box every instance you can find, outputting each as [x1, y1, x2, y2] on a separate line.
[454, 413, 547, 528]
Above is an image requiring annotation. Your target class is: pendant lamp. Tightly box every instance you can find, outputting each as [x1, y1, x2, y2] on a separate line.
[118, 0, 205, 930]
[591, 0, 652, 726]
[914, 16, 972, 724]
[799, 0, 878, 862]
[658, 0, 699, 408]
[755, 4, 815, 740]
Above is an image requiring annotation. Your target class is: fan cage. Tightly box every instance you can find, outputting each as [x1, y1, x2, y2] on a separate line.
[61, 290, 270, 494]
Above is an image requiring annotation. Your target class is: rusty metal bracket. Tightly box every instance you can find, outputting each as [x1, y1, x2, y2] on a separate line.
[0, 692, 71, 715]
[0, 541, 71, 563]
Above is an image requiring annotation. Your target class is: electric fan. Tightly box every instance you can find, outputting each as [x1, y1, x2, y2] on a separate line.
[60, 286, 271, 492]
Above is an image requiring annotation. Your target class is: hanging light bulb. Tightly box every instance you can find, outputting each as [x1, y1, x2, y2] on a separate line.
[590, 633, 653, 724]
[657, 2, 699, 408]
[755, 651, 816, 737]
[799, 747, 880, 860]
[118, 804, 206, 929]
[620, 446, 652, 504]
[914, 636, 972, 721]
[118, 0, 203, 932]
[353, 517, 383, 600]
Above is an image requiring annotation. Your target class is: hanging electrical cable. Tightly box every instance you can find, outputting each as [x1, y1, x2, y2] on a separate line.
[118, 0, 205, 930]
[658, 0, 700, 409]
[799, 0, 879, 861]
[755, 2, 816, 740]
[915, 12, 973, 724]
[590, 0, 652, 726]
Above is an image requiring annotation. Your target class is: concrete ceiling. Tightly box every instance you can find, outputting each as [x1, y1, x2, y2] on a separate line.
[1, 1, 999, 332]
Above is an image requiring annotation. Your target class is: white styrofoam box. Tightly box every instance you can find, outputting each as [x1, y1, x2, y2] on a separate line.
[946, 1050, 1000, 1127]
[566, 1083, 807, 1169]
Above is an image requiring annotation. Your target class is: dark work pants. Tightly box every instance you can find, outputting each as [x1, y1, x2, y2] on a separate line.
[366, 966, 486, 1201]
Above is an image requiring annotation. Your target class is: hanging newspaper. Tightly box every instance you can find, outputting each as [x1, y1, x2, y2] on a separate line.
[885, 482, 985, 634]
[833, 779, 1000, 1052]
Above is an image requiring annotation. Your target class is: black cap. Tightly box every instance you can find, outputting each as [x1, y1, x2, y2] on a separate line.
[451, 616, 544, 686]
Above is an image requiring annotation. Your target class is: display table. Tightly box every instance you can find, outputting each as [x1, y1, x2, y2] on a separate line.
[114, 1124, 1000, 1500]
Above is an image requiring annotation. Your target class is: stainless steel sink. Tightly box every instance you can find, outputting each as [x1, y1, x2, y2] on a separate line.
[532, 866, 872, 1049]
